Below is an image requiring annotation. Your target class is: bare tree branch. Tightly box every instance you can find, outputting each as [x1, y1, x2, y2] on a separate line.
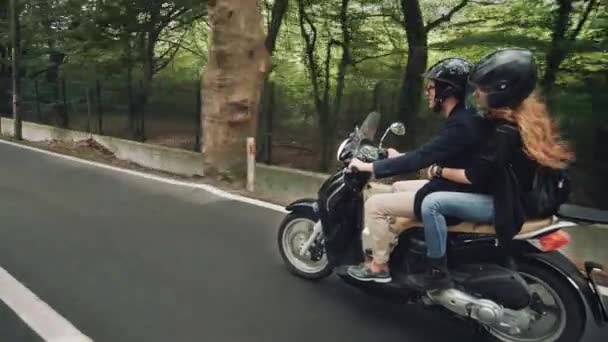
[425, 0, 470, 33]
[352, 50, 407, 65]
[470, 0, 506, 5]
[568, 0, 598, 41]
[157, 38, 206, 58]
[154, 31, 188, 73]
[448, 16, 501, 28]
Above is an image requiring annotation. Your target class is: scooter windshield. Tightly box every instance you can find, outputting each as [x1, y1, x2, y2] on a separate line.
[358, 111, 381, 142]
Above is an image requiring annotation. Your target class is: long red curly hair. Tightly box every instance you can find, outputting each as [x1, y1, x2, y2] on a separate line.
[489, 92, 574, 169]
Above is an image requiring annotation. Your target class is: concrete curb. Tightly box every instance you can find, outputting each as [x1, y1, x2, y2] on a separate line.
[1, 118, 205, 177]
[0, 118, 327, 201]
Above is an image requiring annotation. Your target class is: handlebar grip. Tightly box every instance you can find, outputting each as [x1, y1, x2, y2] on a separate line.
[378, 148, 389, 160]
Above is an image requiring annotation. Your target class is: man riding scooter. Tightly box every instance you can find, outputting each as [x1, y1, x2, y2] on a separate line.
[346, 57, 489, 283]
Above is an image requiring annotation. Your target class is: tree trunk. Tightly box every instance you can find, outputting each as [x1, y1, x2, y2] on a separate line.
[134, 29, 159, 142]
[319, 38, 333, 172]
[399, 0, 428, 148]
[327, 0, 351, 170]
[202, 0, 271, 173]
[265, 0, 289, 53]
[0, 45, 9, 116]
[542, 0, 597, 96]
[542, 0, 572, 96]
[258, 0, 289, 161]
[10, 0, 21, 139]
[126, 56, 135, 139]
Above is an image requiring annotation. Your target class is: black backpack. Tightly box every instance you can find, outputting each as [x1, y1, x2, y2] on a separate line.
[521, 166, 571, 218]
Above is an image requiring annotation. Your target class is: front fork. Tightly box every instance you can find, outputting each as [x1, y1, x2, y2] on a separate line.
[299, 220, 323, 257]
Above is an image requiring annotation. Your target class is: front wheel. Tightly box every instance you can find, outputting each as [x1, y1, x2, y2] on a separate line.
[278, 212, 333, 280]
[485, 262, 586, 342]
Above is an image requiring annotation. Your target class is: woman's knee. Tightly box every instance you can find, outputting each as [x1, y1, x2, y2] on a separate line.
[421, 192, 443, 216]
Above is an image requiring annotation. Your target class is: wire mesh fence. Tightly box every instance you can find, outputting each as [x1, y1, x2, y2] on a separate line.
[3, 74, 202, 151]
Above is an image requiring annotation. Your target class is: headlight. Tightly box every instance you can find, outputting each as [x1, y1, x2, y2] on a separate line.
[336, 138, 350, 161]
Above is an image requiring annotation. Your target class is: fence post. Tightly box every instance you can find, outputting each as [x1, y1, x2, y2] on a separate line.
[139, 80, 145, 142]
[247, 137, 256, 192]
[86, 86, 92, 133]
[195, 78, 202, 152]
[61, 78, 68, 128]
[264, 82, 274, 164]
[96, 79, 103, 135]
[34, 79, 41, 122]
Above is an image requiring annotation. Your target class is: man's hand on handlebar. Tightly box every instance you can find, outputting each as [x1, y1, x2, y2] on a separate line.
[347, 158, 373, 173]
[387, 148, 404, 159]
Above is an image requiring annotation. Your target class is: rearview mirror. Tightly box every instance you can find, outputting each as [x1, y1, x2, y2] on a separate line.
[389, 122, 406, 136]
[379, 122, 406, 148]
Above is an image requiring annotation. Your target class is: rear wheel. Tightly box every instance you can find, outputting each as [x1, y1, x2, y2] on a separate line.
[485, 262, 585, 342]
[278, 212, 332, 280]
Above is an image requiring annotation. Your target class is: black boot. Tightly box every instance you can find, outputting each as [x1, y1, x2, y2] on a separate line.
[406, 256, 453, 291]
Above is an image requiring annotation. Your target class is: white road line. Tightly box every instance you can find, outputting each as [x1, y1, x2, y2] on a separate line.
[0, 139, 288, 341]
[0, 139, 287, 213]
[0, 267, 92, 342]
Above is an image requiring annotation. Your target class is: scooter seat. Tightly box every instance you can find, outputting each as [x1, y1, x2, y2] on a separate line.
[390, 217, 554, 237]
[365, 182, 555, 237]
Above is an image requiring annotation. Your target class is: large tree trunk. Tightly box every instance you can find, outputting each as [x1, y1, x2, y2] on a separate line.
[399, 0, 428, 148]
[202, 0, 271, 173]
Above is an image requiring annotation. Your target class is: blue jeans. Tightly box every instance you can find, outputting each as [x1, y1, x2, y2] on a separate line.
[421, 192, 495, 258]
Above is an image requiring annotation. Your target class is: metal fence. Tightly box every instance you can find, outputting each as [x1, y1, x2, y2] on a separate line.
[5, 74, 202, 151]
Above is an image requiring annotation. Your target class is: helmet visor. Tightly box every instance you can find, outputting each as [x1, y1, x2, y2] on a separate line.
[465, 80, 491, 114]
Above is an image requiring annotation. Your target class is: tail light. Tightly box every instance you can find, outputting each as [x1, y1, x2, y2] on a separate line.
[535, 230, 571, 251]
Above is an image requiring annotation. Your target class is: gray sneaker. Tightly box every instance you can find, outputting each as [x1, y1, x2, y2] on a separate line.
[347, 264, 392, 283]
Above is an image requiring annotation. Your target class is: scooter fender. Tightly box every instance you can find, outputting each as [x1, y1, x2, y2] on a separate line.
[285, 199, 319, 219]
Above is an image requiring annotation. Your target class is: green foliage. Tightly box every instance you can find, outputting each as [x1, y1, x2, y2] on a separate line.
[2, 0, 607, 206]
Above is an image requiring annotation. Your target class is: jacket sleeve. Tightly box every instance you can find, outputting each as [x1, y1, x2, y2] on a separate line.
[465, 125, 519, 187]
[372, 119, 475, 179]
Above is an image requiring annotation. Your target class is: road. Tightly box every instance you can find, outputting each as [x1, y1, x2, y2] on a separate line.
[0, 141, 604, 341]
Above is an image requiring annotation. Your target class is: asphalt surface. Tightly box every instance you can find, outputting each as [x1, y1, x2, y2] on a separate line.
[0, 142, 605, 342]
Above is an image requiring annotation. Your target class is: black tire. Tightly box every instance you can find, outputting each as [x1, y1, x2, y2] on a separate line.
[484, 261, 586, 342]
[277, 212, 333, 281]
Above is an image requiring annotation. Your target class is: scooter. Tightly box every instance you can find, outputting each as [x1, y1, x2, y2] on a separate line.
[277, 111, 608, 341]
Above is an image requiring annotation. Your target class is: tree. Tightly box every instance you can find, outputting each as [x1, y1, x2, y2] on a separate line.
[93, 0, 207, 140]
[201, 0, 271, 173]
[10, 0, 20, 139]
[542, 0, 600, 95]
[265, 0, 290, 54]
[0, 0, 9, 116]
[398, 0, 470, 147]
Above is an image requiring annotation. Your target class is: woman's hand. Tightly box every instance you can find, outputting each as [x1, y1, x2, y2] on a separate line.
[347, 158, 373, 173]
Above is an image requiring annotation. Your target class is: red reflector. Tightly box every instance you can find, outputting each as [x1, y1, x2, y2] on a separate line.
[539, 230, 571, 251]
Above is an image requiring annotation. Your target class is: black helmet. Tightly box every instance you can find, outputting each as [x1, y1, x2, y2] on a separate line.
[469, 48, 537, 109]
[422, 58, 472, 112]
